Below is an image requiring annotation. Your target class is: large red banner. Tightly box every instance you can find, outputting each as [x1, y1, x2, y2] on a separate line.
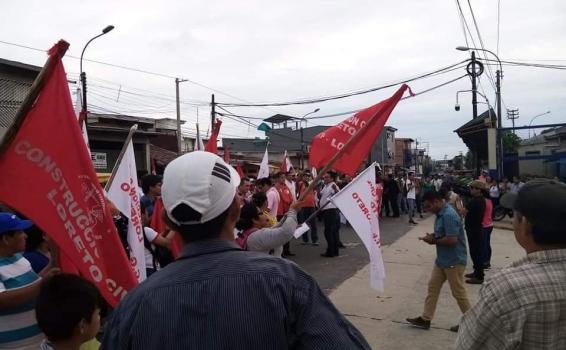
[0, 42, 137, 306]
[309, 84, 411, 176]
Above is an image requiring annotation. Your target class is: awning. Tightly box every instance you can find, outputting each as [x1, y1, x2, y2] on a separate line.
[150, 144, 178, 165]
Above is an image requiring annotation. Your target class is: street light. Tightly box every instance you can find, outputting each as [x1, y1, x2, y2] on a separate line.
[528, 111, 551, 138]
[456, 45, 504, 178]
[80, 25, 115, 124]
[298, 108, 320, 169]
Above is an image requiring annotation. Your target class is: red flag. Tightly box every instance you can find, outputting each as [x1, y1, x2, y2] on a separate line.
[205, 119, 222, 154]
[151, 157, 157, 175]
[0, 41, 137, 306]
[236, 160, 245, 178]
[309, 84, 411, 176]
[223, 146, 231, 164]
[150, 198, 183, 258]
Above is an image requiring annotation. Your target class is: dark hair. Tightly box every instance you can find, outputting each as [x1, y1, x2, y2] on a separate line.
[256, 178, 272, 187]
[422, 190, 444, 202]
[236, 203, 260, 231]
[141, 175, 162, 194]
[252, 192, 267, 208]
[239, 178, 250, 186]
[325, 171, 337, 180]
[36, 274, 102, 342]
[168, 204, 232, 243]
[24, 225, 45, 252]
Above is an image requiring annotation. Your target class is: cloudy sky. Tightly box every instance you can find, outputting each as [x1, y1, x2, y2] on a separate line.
[2, 0, 565, 158]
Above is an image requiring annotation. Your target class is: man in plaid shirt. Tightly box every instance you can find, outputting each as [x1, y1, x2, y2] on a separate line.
[456, 179, 566, 349]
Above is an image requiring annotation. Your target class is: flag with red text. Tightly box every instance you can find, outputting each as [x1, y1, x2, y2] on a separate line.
[0, 41, 137, 306]
[331, 163, 385, 291]
[309, 84, 411, 176]
[106, 138, 146, 283]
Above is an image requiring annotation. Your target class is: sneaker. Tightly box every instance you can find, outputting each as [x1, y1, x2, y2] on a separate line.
[406, 316, 431, 330]
[449, 325, 459, 332]
[320, 253, 335, 258]
[311, 242, 320, 246]
[409, 220, 418, 225]
[465, 277, 484, 285]
[465, 272, 475, 278]
[338, 243, 346, 249]
[484, 263, 491, 270]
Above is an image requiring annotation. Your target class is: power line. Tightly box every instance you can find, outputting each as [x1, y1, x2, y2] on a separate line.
[478, 58, 566, 70]
[217, 60, 468, 107]
[497, 0, 501, 56]
[467, 0, 498, 92]
[0, 39, 268, 107]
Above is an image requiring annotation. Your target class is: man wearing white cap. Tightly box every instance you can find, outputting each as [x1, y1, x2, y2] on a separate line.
[102, 151, 370, 350]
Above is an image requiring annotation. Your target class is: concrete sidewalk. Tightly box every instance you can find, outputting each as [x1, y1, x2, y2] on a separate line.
[330, 216, 524, 350]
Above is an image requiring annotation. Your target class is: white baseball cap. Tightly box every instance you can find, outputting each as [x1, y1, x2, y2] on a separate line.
[162, 151, 240, 226]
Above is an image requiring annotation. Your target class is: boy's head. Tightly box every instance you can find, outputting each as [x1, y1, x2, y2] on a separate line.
[36, 274, 102, 345]
[0, 213, 33, 256]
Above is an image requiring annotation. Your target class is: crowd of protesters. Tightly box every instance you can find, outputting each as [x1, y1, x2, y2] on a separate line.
[1, 150, 564, 349]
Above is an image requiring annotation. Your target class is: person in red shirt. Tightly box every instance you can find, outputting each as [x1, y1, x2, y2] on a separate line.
[298, 171, 319, 245]
[275, 172, 295, 257]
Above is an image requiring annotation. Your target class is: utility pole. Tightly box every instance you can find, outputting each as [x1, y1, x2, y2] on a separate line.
[175, 78, 187, 155]
[507, 109, 519, 134]
[211, 94, 216, 125]
[471, 51, 478, 120]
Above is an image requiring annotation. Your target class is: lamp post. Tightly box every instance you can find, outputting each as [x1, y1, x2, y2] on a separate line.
[456, 46, 503, 178]
[528, 111, 551, 138]
[298, 108, 320, 169]
[80, 25, 115, 126]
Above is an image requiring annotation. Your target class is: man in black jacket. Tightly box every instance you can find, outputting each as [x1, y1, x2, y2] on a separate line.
[386, 174, 400, 217]
[464, 181, 486, 284]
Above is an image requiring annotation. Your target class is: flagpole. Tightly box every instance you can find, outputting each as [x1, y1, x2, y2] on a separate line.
[297, 85, 410, 202]
[105, 124, 138, 191]
[0, 40, 70, 157]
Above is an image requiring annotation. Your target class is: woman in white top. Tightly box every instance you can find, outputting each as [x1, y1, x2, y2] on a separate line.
[489, 180, 500, 206]
[141, 205, 175, 277]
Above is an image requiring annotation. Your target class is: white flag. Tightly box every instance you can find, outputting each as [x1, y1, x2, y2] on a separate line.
[281, 150, 293, 172]
[74, 87, 90, 155]
[258, 147, 270, 179]
[331, 163, 385, 291]
[311, 167, 318, 179]
[195, 123, 205, 151]
[106, 139, 146, 283]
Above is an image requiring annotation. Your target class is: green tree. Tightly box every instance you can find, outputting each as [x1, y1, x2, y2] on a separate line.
[452, 154, 463, 170]
[464, 150, 474, 170]
[502, 133, 522, 153]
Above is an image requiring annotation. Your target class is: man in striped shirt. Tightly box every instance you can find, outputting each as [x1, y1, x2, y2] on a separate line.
[103, 151, 370, 349]
[0, 213, 59, 349]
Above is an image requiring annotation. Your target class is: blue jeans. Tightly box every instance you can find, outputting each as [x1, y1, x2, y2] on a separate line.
[407, 198, 416, 220]
[299, 207, 318, 243]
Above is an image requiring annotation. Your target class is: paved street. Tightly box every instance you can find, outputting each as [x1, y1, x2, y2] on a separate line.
[329, 216, 524, 349]
[287, 214, 430, 293]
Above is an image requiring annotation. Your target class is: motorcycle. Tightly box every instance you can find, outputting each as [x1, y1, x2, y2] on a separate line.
[492, 204, 513, 221]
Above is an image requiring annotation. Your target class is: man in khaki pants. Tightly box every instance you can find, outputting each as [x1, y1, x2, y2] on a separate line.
[406, 190, 471, 332]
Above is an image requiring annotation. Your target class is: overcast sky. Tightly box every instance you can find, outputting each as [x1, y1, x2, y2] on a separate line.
[2, 0, 565, 159]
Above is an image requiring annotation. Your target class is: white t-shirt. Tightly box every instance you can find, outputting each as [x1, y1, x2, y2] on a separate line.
[266, 187, 280, 216]
[143, 227, 159, 269]
[489, 185, 500, 198]
[406, 179, 416, 200]
[433, 179, 443, 192]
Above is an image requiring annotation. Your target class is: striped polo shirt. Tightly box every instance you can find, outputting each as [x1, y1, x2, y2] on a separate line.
[0, 253, 43, 349]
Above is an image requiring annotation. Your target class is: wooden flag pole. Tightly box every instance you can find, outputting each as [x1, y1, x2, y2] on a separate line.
[0, 40, 70, 157]
[105, 124, 138, 191]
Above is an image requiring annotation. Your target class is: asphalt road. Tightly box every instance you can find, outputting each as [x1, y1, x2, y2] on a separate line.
[286, 214, 429, 293]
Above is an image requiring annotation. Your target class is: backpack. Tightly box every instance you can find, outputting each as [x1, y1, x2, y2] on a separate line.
[235, 228, 259, 250]
[143, 229, 175, 268]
